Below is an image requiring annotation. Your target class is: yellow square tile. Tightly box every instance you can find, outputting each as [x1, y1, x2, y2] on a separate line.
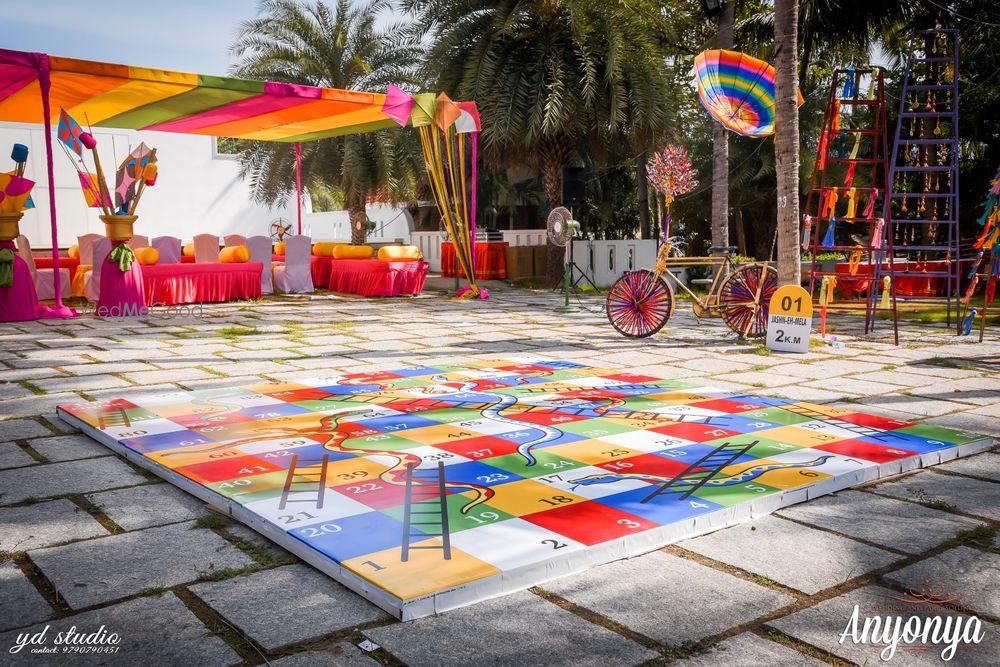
[718, 459, 833, 489]
[323, 456, 392, 486]
[545, 440, 645, 466]
[343, 542, 500, 600]
[396, 423, 482, 446]
[754, 425, 842, 447]
[790, 402, 855, 418]
[484, 479, 587, 516]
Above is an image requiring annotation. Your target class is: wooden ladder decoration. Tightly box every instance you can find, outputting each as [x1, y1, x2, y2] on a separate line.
[641, 440, 758, 504]
[401, 462, 452, 562]
[278, 454, 329, 510]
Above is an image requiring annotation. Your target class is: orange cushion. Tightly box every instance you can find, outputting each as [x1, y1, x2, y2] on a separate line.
[68, 244, 80, 259]
[134, 247, 160, 265]
[218, 245, 250, 263]
[182, 242, 196, 257]
[274, 241, 286, 256]
[312, 242, 345, 257]
[332, 244, 374, 260]
[378, 245, 423, 261]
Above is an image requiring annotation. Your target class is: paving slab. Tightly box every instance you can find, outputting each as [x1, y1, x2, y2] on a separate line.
[882, 546, 1000, 618]
[0, 561, 54, 632]
[269, 645, 380, 667]
[27, 434, 110, 462]
[542, 550, 793, 645]
[674, 632, 825, 667]
[0, 457, 147, 506]
[0, 442, 37, 470]
[680, 516, 901, 594]
[85, 483, 209, 530]
[120, 368, 214, 385]
[0, 592, 239, 666]
[870, 470, 1000, 521]
[857, 394, 971, 418]
[0, 499, 108, 552]
[32, 375, 131, 393]
[364, 590, 658, 667]
[29, 521, 254, 609]
[224, 523, 293, 560]
[777, 490, 983, 554]
[768, 585, 999, 666]
[933, 452, 1000, 482]
[189, 564, 386, 651]
[0, 418, 52, 440]
[924, 411, 1000, 437]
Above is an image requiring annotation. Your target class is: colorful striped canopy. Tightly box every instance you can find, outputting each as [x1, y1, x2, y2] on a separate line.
[0, 50, 477, 142]
[694, 49, 805, 138]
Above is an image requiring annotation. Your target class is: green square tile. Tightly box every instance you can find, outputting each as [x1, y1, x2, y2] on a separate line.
[485, 449, 588, 479]
[559, 418, 640, 438]
[692, 480, 782, 507]
[742, 407, 814, 426]
[382, 494, 515, 534]
[342, 433, 423, 452]
[896, 424, 985, 444]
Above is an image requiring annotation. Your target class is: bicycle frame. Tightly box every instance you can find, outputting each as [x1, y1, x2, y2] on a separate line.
[651, 243, 735, 315]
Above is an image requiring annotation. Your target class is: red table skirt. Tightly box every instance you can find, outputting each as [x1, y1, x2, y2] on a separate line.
[835, 260, 974, 299]
[181, 255, 195, 263]
[34, 256, 80, 282]
[328, 260, 428, 297]
[273, 255, 332, 288]
[441, 242, 507, 279]
[141, 262, 262, 305]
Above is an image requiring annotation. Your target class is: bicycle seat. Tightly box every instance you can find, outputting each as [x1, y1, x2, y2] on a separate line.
[707, 246, 738, 254]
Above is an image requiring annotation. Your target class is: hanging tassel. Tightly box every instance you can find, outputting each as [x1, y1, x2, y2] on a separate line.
[826, 276, 836, 304]
[862, 188, 878, 218]
[879, 276, 891, 309]
[820, 277, 831, 306]
[987, 274, 997, 306]
[871, 218, 885, 250]
[845, 188, 858, 219]
[801, 215, 812, 250]
[844, 162, 856, 188]
[962, 275, 979, 304]
[831, 101, 841, 133]
[817, 131, 828, 170]
[848, 248, 863, 275]
[968, 252, 984, 280]
[842, 67, 856, 98]
[0, 248, 14, 288]
[822, 217, 837, 247]
[848, 131, 862, 160]
[824, 187, 839, 219]
[836, 130, 849, 158]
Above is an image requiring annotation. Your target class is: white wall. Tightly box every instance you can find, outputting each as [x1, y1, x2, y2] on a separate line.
[303, 204, 414, 243]
[572, 239, 660, 286]
[0, 122, 295, 248]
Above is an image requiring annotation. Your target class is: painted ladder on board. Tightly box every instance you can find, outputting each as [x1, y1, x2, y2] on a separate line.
[401, 462, 452, 561]
[642, 440, 759, 503]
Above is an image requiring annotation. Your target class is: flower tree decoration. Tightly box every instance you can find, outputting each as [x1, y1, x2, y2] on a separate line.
[647, 145, 698, 237]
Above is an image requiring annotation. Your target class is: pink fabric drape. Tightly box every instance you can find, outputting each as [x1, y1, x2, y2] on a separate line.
[294, 142, 302, 235]
[141, 262, 263, 305]
[0, 239, 40, 321]
[97, 240, 146, 312]
[328, 259, 428, 297]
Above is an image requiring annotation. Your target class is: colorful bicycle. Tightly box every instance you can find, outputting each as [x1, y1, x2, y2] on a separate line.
[605, 244, 778, 338]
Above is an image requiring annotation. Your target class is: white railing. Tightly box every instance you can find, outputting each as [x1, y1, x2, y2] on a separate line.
[501, 230, 547, 247]
[411, 231, 444, 271]
[571, 239, 662, 286]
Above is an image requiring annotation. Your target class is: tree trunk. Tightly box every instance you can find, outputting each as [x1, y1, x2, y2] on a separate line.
[636, 154, 650, 239]
[540, 137, 573, 284]
[348, 200, 367, 245]
[710, 0, 735, 255]
[773, 0, 801, 285]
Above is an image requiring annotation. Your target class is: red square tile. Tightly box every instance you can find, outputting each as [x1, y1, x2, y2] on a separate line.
[815, 439, 918, 463]
[505, 410, 589, 426]
[650, 422, 739, 442]
[178, 455, 283, 484]
[596, 453, 692, 479]
[836, 413, 916, 430]
[693, 398, 768, 414]
[522, 501, 658, 546]
[433, 435, 523, 459]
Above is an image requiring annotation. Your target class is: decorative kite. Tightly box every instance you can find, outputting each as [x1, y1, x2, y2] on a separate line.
[694, 49, 805, 137]
[114, 142, 157, 213]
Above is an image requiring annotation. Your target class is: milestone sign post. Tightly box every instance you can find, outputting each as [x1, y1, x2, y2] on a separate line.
[766, 285, 812, 353]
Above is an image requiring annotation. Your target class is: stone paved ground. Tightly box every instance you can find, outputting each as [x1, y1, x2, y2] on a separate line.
[1, 282, 998, 666]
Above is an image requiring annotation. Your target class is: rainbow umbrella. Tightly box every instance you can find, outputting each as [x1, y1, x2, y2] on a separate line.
[694, 49, 804, 138]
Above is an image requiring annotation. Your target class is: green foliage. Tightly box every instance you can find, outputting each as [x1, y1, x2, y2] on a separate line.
[229, 0, 424, 210]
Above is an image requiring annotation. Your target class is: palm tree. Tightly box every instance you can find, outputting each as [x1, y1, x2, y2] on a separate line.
[711, 1, 735, 255]
[773, 0, 800, 284]
[405, 0, 673, 280]
[230, 0, 423, 244]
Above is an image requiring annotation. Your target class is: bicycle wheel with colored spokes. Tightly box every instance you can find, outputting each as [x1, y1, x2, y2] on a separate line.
[606, 270, 674, 338]
[718, 264, 778, 338]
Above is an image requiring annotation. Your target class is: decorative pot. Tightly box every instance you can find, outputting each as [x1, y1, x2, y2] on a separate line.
[0, 212, 23, 241]
[100, 214, 138, 241]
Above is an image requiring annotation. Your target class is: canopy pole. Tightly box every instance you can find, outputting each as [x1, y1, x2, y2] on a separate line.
[37, 54, 76, 319]
[294, 142, 302, 235]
